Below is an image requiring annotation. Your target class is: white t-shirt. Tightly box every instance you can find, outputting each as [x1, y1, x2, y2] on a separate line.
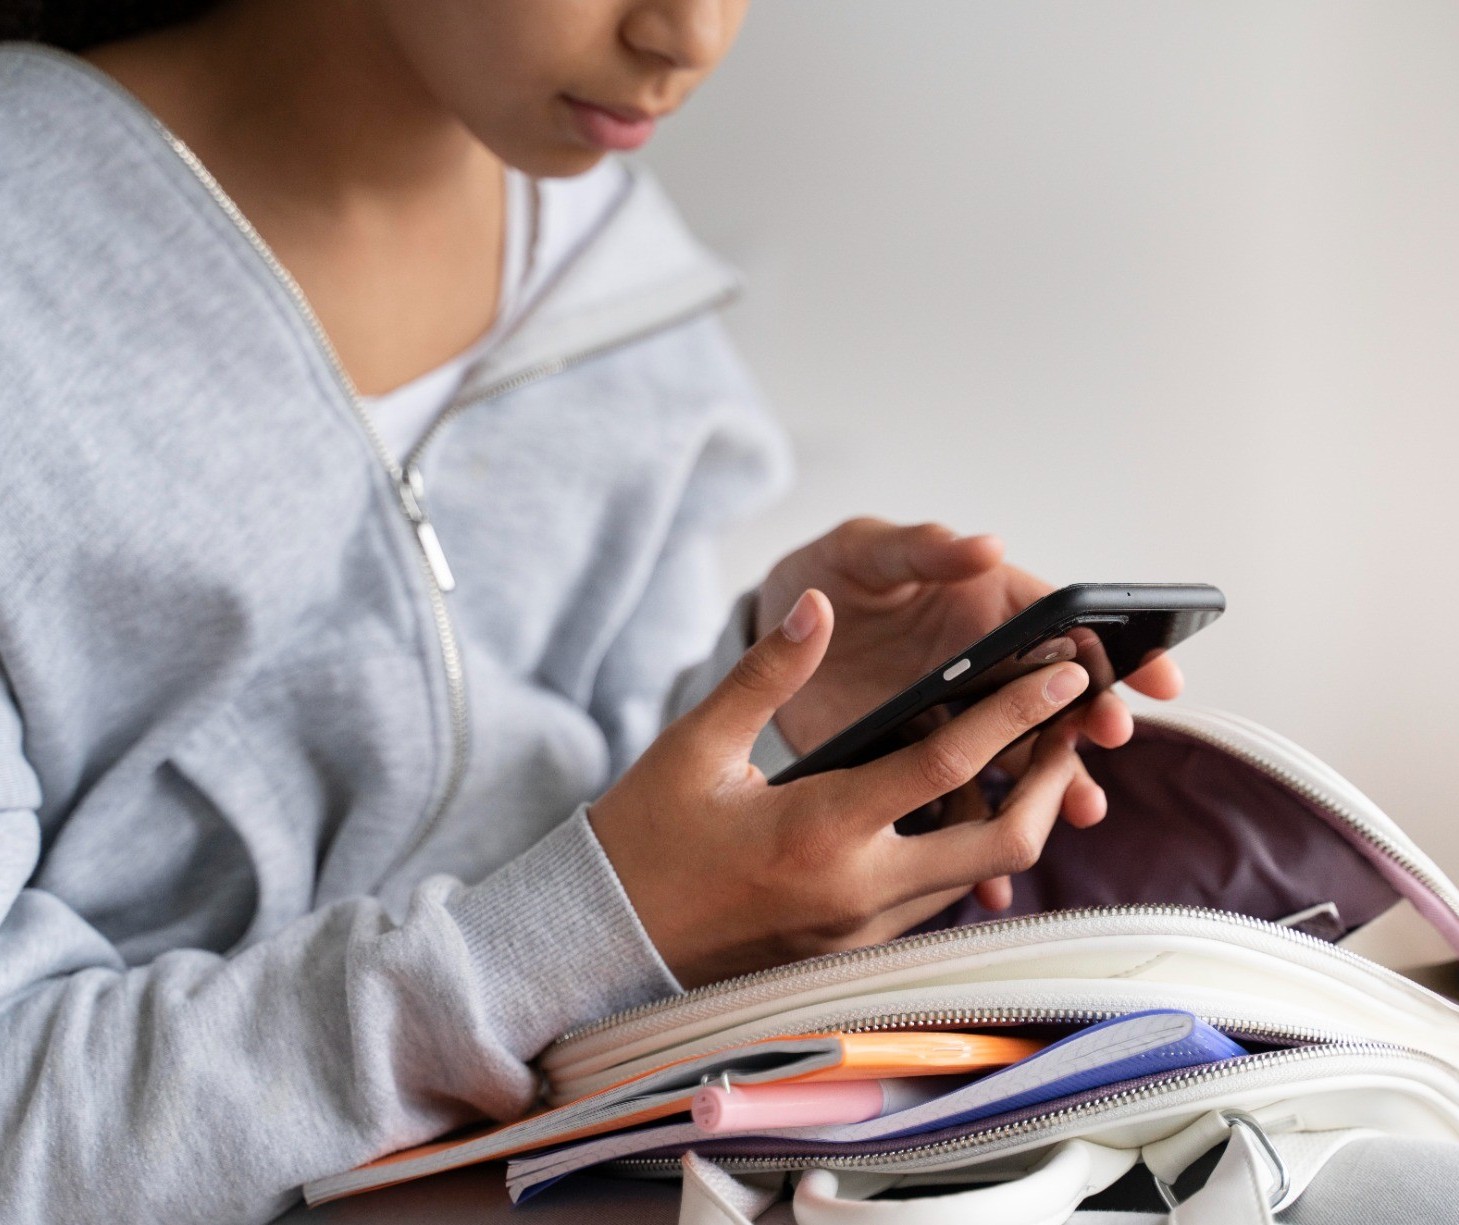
[360, 160, 626, 458]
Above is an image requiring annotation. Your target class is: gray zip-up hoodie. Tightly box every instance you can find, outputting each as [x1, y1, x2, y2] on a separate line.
[0, 45, 793, 1224]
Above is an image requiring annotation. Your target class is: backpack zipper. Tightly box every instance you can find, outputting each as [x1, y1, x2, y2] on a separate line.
[550, 706, 1459, 1054]
[586, 1041, 1438, 1180]
[550, 901, 1412, 1057]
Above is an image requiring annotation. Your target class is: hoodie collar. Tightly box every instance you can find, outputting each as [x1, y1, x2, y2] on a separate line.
[451, 162, 741, 409]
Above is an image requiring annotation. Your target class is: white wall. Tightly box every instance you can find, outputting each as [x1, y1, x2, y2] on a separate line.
[643, 2, 1459, 872]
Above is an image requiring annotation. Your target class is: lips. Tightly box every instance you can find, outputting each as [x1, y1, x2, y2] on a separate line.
[564, 97, 659, 152]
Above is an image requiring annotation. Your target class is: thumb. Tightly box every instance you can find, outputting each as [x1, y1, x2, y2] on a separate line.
[695, 589, 833, 752]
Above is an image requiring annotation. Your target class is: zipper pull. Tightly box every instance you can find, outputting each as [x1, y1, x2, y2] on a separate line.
[398, 464, 457, 593]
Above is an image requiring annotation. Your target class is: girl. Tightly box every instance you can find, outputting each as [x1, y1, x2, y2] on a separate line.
[0, 3, 1179, 1222]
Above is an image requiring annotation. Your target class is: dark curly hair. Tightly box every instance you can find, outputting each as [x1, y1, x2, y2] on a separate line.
[0, 0, 220, 50]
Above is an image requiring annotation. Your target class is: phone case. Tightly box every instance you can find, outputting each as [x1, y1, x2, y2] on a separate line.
[770, 583, 1224, 784]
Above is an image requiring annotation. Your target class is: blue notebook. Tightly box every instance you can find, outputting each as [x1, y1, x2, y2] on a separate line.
[869, 1008, 1246, 1141]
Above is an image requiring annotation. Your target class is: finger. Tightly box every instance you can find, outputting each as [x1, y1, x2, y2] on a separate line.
[1122, 653, 1184, 701]
[895, 728, 1081, 898]
[692, 589, 834, 752]
[1075, 691, 1135, 750]
[939, 781, 1011, 908]
[1061, 764, 1108, 828]
[991, 716, 1106, 826]
[974, 876, 1013, 910]
[837, 663, 1087, 830]
[828, 518, 1004, 592]
[1013, 708, 1109, 823]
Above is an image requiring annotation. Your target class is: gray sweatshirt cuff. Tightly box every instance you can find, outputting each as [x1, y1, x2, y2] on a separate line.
[445, 804, 682, 1059]
[444, 590, 801, 1063]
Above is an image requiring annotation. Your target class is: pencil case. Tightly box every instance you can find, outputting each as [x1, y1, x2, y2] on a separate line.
[531, 705, 1459, 1222]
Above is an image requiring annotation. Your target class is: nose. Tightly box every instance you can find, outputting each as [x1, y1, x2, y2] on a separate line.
[621, 0, 736, 73]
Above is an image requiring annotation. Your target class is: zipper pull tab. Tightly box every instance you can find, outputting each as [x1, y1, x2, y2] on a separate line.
[398, 464, 457, 593]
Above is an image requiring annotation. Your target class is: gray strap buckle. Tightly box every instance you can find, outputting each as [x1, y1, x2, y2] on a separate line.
[1152, 1109, 1291, 1211]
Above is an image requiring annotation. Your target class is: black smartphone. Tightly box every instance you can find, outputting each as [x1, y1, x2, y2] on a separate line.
[768, 582, 1225, 785]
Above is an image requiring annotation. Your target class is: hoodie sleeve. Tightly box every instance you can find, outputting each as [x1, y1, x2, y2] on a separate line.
[0, 677, 680, 1225]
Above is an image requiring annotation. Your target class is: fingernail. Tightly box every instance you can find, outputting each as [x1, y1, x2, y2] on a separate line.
[781, 591, 818, 643]
[1045, 666, 1087, 705]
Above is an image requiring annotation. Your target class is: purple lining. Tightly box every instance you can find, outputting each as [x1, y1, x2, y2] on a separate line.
[929, 726, 1405, 939]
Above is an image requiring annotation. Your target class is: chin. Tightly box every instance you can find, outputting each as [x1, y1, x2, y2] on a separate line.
[516, 146, 609, 178]
[484, 129, 607, 179]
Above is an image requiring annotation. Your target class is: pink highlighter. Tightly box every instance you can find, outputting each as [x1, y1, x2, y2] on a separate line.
[691, 1079, 932, 1135]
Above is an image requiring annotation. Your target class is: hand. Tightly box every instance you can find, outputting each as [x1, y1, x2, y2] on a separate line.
[754, 520, 1184, 911]
[588, 590, 1098, 988]
[756, 519, 1184, 756]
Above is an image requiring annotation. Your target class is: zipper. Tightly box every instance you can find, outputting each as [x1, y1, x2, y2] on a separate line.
[593, 1041, 1441, 1179]
[549, 952, 1450, 1105]
[551, 901, 1398, 1053]
[149, 128, 477, 864]
[835, 1005, 1345, 1048]
[379, 286, 733, 867]
[610, 1004, 1353, 1082]
[397, 465, 456, 593]
[397, 278, 738, 475]
[44, 46, 737, 867]
[552, 706, 1459, 1052]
